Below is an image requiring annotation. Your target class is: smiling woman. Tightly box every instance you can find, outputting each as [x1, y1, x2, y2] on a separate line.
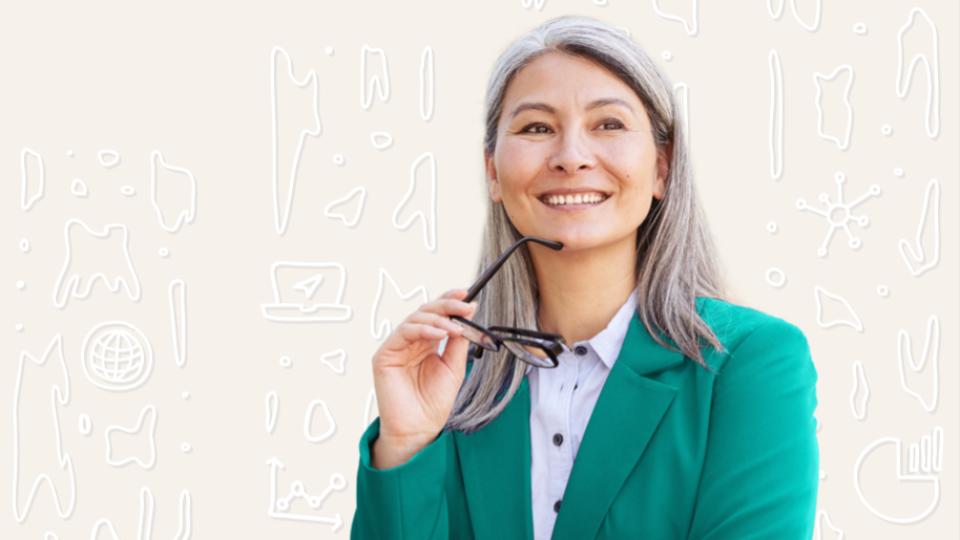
[352, 13, 819, 540]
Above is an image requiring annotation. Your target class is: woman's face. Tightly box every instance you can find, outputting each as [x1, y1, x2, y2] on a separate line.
[485, 51, 668, 252]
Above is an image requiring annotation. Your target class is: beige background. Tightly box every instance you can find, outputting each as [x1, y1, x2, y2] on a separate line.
[2, 0, 957, 537]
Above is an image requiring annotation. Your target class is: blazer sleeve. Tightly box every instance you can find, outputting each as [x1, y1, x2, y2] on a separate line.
[350, 416, 475, 539]
[685, 319, 820, 540]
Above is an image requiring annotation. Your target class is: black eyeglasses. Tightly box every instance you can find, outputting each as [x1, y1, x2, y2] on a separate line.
[450, 236, 570, 369]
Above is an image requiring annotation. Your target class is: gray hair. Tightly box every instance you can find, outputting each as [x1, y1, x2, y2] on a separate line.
[446, 14, 730, 434]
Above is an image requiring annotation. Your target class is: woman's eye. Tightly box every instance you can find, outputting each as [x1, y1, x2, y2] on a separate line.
[518, 119, 623, 134]
[599, 119, 624, 130]
[520, 123, 551, 134]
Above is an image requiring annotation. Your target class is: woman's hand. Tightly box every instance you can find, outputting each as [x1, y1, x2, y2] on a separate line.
[370, 288, 478, 468]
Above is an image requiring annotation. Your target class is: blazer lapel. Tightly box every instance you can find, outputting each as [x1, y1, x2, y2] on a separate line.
[454, 375, 534, 540]
[551, 311, 685, 540]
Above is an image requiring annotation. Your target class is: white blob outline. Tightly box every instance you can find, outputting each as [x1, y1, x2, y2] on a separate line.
[360, 44, 390, 110]
[168, 279, 187, 368]
[813, 65, 854, 151]
[896, 8, 940, 138]
[70, 178, 89, 198]
[20, 147, 45, 211]
[813, 285, 863, 332]
[322, 186, 367, 228]
[97, 149, 121, 168]
[104, 404, 158, 470]
[898, 178, 940, 277]
[766, 0, 822, 32]
[265, 391, 279, 434]
[370, 267, 429, 340]
[391, 152, 438, 252]
[850, 360, 869, 421]
[320, 349, 346, 375]
[897, 315, 939, 413]
[652, 0, 699, 36]
[53, 219, 142, 309]
[303, 399, 336, 443]
[768, 49, 783, 180]
[370, 131, 393, 150]
[149, 150, 197, 233]
[419, 46, 434, 121]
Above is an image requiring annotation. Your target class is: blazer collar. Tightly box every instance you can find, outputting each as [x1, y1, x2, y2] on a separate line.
[454, 309, 686, 540]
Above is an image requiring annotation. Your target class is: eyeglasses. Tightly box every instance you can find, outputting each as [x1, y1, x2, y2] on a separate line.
[449, 236, 571, 369]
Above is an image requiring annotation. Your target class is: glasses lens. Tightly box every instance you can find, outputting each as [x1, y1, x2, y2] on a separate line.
[451, 317, 499, 351]
[502, 340, 556, 368]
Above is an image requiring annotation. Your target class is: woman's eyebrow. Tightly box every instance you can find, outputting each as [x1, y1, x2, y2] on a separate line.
[509, 97, 634, 118]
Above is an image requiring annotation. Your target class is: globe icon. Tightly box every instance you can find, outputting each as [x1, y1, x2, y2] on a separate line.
[82, 322, 153, 391]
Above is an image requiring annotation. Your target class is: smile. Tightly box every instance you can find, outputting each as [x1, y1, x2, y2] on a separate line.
[538, 192, 611, 210]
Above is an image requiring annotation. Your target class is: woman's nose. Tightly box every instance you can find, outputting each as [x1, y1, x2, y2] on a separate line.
[547, 129, 597, 173]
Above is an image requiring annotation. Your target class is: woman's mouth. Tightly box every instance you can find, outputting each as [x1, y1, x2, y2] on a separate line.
[538, 192, 611, 211]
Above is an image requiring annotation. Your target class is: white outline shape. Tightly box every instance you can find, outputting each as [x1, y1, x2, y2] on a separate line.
[20, 147, 45, 210]
[261, 261, 352, 323]
[81, 321, 154, 392]
[168, 279, 187, 367]
[766, 0, 822, 32]
[370, 131, 393, 150]
[53, 219, 142, 309]
[521, 0, 547, 11]
[391, 152, 438, 251]
[853, 426, 942, 524]
[419, 46, 435, 121]
[270, 45, 322, 236]
[266, 457, 345, 530]
[813, 509, 844, 539]
[78, 413, 93, 436]
[320, 349, 346, 375]
[768, 49, 783, 179]
[266, 391, 279, 434]
[304, 399, 336, 443]
[104, 404, 158, 469]
[13, 334, 77, 523]
[652, 0, 699, 36]
[370, 267, 429, 340]
[898, 178, 940, 277]
[71, 178, 89, 198]
[765, 267, 786, 288]
[360, 44, 390, 110]
[813, 65, 854, 151]
[850, 360, 869, 421]
[149, 150, 197, 233]
[897, 315, 939, 413]
[796, 172, 880, 257]
[322, 186, 367, 228]
[896, 8, 940, 138]
[813, 285, 863, 332]
[97, 149, 121, 168]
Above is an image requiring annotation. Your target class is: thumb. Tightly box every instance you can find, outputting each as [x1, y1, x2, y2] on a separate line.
[442, 331, 471, 380]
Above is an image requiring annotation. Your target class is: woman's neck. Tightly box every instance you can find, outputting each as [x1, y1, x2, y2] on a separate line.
[531, 236, 638, 346]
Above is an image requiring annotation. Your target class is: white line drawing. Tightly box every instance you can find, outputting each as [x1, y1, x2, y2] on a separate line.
[320, 349, 346, 375]
[897, 315, 939, 413]
[279, 355, 293, 368]
[853, 22, 868, 35]
[419, 46, 435, 121]
[266, 457, 345, 530]
[370, 131, 393, 150]
[71, 178, 89, 198]
[850, 360, 869, 421]
[266, 391, 279, 434]
[20, 147, 45, 211]
[371, 267, 429, 340]
[363, 387, 377, 430]
[896, 7, 940, 138]
[180, 442, 192, 453]
[898, 178, 940, 277]
[20, 237, 31, 252]
[82, 321, 154, 391]
[322, 186, 367, 228]
[392, 152, 438, 252]
[98, 149, 121, 168]
[105, 404, 158, 470]
[813, 65, 854, 151]
[768, 49, 783, 180]
[304, 399, 336, 443]
[813, 509, 844, 539]
[78, 413, 92, 436]
[813, 285, 863, 332]
[13, 334, 77, 523]
[881, 123, 893, 136]
[121, 185, 136, 197]
[150, 150, 197, 233]
[673, 81, 689, 148]
[53, 218, 142, 309]
[876, 285, 889, 297]
[168, 279, 187, 368]
[652, 0, 699, 36]
[261, 261, 352, 322]
[332, 153, 345, 166]
[271, 45, 322, 236]
[521, 0, 547, 11]
[90, 486, 191, 540]
[766, 0, 822, 32]
[854, 426, 942, 524]
[15, 323, 25, 333]
[360, 44, 390, 110]
[796, 172, 880, 257]
[765, 267, 786, 288]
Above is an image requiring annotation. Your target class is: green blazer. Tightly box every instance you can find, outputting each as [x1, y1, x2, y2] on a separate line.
[351, 297, 819, 539]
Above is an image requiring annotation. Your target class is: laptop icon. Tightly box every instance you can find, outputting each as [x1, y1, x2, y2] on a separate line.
[261, 261, 352, 322]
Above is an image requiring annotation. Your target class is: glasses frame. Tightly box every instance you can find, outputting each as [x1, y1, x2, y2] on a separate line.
[449, 236, 570, 369]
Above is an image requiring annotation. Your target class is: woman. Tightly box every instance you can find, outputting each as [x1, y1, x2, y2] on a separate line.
[351, 14, 819, 540]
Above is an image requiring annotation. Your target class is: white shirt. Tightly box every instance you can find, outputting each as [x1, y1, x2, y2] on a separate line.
[525, 287, 639, 540]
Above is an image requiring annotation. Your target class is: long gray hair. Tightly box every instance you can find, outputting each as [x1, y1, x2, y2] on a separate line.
[446, 14, 730, 434]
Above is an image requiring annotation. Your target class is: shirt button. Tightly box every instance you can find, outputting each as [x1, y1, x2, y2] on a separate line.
[574, 345, 588, 356]
[554, 499, 562, 512]
[552, 433, 563, 446]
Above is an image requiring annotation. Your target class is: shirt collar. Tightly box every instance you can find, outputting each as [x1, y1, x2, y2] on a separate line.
[524, 285, 639, 374]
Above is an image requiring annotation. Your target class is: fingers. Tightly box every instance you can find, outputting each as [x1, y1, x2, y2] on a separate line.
[417, 289, 478, 319]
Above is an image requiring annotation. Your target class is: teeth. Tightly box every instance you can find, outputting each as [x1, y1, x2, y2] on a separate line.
[543, 192, 608, 206]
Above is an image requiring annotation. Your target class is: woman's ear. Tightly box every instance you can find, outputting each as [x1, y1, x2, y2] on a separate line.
[653, 142, 671, 200]
[484, 150, 502, 203]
